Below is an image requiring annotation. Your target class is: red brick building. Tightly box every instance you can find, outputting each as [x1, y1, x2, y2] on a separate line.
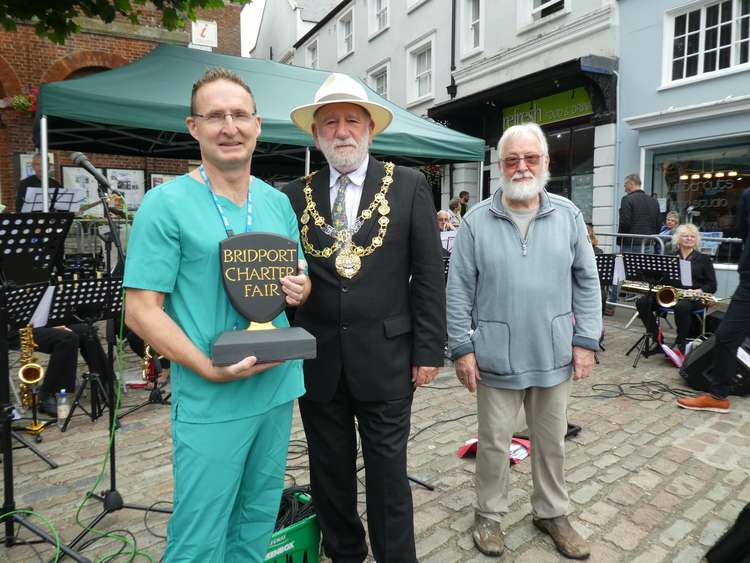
[0, 4, 242, 210]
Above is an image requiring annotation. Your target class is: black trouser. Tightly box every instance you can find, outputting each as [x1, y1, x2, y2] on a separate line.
[299, 378, 416, 563]
[710, 282, 750, 399]
[31, 323, 109, 396]
[636, 294, 703, 349]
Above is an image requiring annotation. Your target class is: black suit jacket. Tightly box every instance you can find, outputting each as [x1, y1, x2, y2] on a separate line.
[285, 156, 446, 402]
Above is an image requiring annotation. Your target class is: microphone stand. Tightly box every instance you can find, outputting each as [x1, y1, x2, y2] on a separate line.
[61, 179, 171, 558]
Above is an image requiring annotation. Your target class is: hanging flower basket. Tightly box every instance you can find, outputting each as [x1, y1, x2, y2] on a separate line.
[421, 164, 442, 185]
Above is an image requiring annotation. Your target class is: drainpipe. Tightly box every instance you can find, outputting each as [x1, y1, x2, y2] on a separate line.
[447, 0, 457, 99]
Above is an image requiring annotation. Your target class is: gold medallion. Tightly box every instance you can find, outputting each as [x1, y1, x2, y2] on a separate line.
[378, 203, 390, 215]
[335, 248, 361, 278]
[301, 212, 310, 224]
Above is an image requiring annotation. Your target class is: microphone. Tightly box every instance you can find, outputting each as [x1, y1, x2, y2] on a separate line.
[71, 152, 124, 196]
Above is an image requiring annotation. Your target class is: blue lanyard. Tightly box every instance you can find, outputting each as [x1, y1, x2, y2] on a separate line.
[200, 165, 252, 237]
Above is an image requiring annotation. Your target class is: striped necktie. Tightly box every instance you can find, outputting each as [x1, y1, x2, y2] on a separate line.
[332, 175, 350, 231]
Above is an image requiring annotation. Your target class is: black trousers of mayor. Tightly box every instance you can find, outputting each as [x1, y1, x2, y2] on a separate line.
[299, 378, 416, 563]
[710, 282, 750, 398]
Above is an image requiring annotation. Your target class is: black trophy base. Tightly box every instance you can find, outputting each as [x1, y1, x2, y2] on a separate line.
[212, 327, 316, 365]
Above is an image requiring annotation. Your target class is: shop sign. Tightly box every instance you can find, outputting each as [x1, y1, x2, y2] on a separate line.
[502, 88, 593, 129]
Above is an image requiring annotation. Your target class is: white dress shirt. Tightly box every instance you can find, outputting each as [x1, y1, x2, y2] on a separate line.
[329, 157, 369, 230]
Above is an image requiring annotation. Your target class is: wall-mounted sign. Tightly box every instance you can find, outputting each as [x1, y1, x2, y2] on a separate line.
[502, 87, 593, 129]
[191, 20, 218, 48]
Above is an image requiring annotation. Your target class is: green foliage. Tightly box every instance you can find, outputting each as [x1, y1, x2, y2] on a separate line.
[0, 0, 245, 44]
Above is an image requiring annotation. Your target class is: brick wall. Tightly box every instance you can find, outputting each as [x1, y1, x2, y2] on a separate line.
[0, 3, 242, 211]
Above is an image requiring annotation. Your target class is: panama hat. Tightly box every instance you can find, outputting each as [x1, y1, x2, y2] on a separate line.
[290, 73, 394, 136]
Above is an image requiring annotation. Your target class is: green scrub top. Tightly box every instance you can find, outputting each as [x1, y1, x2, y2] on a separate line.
[123, 174, 305, 423]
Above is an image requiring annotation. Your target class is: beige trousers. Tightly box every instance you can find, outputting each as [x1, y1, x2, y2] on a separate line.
[476, 379, 570, 522]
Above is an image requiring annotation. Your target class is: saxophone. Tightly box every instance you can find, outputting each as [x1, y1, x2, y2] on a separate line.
[18, 325, 45, 409]
[621, 281, 718, 308]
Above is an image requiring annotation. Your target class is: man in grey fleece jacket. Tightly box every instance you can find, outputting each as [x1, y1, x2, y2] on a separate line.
[447, 122, 601, 560]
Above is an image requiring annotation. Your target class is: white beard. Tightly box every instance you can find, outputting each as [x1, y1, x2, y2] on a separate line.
[318, 130, 370, 173]
[501, 169, 549, 202]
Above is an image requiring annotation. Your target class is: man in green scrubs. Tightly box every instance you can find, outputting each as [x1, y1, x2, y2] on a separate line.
[124, 68, 310, 562]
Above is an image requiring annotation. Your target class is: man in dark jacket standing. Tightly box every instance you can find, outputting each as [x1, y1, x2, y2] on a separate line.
[618, 174, 661, 252]
[285, 73, 446, 562]
[677, 187, 750, 413]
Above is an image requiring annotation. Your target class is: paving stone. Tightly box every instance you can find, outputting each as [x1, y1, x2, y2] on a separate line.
[629, 469, 663, 491]
[659, 519, 696, 548]
[666, 474, 705, 497]
[683, 498, 716, 522]
[699, 518, 730, 547]
[566, 465, 598, 484]
[649, 490, 683, 511]
[570, 482, 602, 505]
[598, 465, 629, 484]
[631, 506, 665, 531]
[607, 482, 643, 506]
[706, 483, 731, 502]
[414, 507, 452, 535]
[450, 512, 475, 533]
[415, 527, 454, 559]
[647, 457, 679, 475]
[503, 522, 539, 551]
[630, 545, 670, 563]
[672, 544, 708, 563]
[603, 519, 646, 550]
[579, 501, 619, 527]
[723, 469, 748, 487]
[593, 453, 619, 469]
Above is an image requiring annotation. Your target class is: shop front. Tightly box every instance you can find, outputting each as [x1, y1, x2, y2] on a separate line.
[649, 139, 749, 262]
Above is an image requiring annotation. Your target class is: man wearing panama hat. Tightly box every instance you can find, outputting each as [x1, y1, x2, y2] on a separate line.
[285, 73, 446, 562]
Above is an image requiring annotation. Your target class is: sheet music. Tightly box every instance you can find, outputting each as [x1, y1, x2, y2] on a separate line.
[613, 255, 625, 284]
[21, 187, 85, 212]
[440, 230, 456, 252]
[679, 259, 693, 287]
[29, 285, 55, 328]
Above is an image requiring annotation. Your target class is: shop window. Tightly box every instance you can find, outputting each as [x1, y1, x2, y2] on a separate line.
[652, 142, 750, 262]
[667, 0, 750, 84]
[544, 125, 594, 222]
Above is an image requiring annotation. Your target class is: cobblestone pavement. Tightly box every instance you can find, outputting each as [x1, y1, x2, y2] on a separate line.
[3, 312, 749, 561]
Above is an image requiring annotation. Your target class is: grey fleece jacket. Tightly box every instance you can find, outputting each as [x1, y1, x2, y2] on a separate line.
[447, 189, 602, 390]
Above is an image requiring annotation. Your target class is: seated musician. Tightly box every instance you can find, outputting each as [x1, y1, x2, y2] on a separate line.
[635, 223, 717, 359]
[13, 324, 111, 417]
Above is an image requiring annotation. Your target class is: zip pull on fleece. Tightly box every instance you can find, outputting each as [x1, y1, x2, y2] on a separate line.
[521, 241, 527, 256]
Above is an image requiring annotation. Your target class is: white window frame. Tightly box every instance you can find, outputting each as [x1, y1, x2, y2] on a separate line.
[406, 33, 435, 106]
[306, 38, 319, 69]
[516, 0, 570, 33]
[368, 0, 390, 40]
[460, 0, 484, 59]
[367, 60, 391, 99]
[337, 8, 355, 61]
[661, 0, 750, 88]
[407, 0, 431, 14]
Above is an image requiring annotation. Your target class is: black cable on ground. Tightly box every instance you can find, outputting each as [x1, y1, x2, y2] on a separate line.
[143, 502, 172, 540]
[570, 380, 700, 401]
[409, 412, 477, 442]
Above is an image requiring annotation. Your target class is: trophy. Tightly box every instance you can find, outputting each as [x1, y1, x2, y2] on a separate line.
[212, 232, 316, 365]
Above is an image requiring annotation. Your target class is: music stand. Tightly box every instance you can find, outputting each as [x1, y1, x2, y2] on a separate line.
[622, 253, 682, 367]
[0, 214, 89, 562]
[44, 277, 123, 432]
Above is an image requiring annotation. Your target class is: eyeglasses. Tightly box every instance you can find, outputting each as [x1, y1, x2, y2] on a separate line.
[193, 111, 257, 125]
[501, 154, 542, 168]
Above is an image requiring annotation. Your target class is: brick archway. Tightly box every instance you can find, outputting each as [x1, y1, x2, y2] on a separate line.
[0, 55, 22, 97]
[42, 51, 129, 83]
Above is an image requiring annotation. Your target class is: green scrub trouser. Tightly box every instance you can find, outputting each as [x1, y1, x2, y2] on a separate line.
[165, 401, 293, 562]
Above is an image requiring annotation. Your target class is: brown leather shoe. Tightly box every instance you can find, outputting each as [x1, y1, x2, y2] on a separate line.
[533, 516, 590, 559]
[677, 393, 729, 413]
[472, 514, 504, 556]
